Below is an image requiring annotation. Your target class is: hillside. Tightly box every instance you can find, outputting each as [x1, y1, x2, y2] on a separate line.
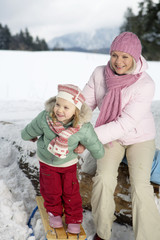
[48, 27, 119, 53]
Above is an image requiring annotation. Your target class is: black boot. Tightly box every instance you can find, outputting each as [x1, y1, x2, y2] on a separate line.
[93, 233, 104, 240]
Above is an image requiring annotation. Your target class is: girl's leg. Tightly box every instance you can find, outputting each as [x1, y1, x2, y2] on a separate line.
[126, 140, 160, 240]
[91, 141, 125, 240]
[62, 164, 83, 224]
[39, 162, 63, 216]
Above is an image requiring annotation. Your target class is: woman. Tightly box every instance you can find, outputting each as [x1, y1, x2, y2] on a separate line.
[82, 32, 160, 240]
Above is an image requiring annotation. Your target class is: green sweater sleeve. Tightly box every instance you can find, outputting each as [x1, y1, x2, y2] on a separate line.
[21, 111, 45, 140]
[80, 123, 105, 159]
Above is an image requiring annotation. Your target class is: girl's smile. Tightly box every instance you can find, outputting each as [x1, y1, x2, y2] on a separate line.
[54, 97, 76, 124]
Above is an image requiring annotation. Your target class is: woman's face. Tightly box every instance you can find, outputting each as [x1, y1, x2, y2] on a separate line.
[110, 51, 134, 75]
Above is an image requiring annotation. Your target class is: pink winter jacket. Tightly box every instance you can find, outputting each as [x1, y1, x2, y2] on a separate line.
[82, 56, 156, 145]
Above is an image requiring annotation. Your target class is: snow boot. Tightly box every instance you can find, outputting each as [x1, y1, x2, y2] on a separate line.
[93, 233, 104, 240]
[67, 223, 81, 234]
[48, 212, 63, 228]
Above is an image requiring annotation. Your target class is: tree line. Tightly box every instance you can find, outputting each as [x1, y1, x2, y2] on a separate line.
[120, 0, 160, 60]
[0, 24, 49, 51]
[1, 0, 160, 60]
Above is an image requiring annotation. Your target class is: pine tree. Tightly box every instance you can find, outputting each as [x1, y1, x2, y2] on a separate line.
[34, 37, 49, 51]
[120, 0, 160, 60]
[0, 24, 12, 49]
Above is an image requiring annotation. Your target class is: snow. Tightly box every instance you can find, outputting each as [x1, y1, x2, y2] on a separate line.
[0, 50, 160, 240]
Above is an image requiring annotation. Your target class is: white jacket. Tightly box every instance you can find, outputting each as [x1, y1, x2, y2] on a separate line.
[82, 56, 156, 145]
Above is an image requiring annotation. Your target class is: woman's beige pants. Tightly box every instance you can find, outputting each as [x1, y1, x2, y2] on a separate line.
[91, 140, 160, 240]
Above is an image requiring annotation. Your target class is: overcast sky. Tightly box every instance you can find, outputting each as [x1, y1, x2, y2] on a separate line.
[0, 0, 159, 42]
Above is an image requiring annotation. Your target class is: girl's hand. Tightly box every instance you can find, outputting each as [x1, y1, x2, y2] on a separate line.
[74, 144, 86, 154]
[30, 137, 38, 142]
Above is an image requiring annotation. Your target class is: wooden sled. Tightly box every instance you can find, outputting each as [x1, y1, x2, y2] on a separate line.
[36, 196, 87, 240]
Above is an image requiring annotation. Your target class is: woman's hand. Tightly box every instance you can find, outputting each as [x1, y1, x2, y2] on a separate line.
[74, 143, 86, 154]
[30, 137, 38, 142]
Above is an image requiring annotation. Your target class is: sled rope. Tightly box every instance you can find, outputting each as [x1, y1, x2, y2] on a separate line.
[28, 205, 50, 240]
[27, 206, 38, 237]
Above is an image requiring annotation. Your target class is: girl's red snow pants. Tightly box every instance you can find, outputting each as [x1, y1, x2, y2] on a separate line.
[39, 162, 83, 224]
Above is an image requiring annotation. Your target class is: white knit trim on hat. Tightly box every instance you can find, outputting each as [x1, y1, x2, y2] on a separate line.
[57, 91, 82, 110]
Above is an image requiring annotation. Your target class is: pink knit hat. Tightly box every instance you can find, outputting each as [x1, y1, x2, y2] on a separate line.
[110, 32, 142, 62]
[57, 84, 85, 110]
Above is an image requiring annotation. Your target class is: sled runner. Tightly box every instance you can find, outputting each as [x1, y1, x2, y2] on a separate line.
[36, 196, 87, 240]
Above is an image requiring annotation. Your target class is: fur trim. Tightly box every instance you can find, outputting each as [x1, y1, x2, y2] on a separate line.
[44, 96, 92, 124]
[45, 96, 56, 113]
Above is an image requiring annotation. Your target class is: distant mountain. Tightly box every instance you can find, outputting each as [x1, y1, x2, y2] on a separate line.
[48, 27, 119, 53]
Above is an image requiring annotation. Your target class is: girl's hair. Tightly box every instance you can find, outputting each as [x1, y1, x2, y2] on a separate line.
[50, 107, 80, 128]
[110, 57, 137, 75]
[73, 108, 80, 127]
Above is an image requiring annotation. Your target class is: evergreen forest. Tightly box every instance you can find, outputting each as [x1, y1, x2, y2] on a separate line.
[0, 24, 49, 51]
[120, 0, 160, 60]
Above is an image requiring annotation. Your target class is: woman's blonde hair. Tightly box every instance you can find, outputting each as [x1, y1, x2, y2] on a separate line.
[50, 107, 80, 128]
[110, 57, 137, 75]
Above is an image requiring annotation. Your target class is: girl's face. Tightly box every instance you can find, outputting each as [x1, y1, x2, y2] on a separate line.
[110, 51, 134, 75]
[54, 97, 76, 124]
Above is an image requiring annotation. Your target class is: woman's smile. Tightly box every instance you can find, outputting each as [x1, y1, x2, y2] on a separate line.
[110, 51, 133, 75]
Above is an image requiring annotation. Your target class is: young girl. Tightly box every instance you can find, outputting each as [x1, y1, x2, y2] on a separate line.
[81, 32, 160, 240]
[21, 84, 104, 234]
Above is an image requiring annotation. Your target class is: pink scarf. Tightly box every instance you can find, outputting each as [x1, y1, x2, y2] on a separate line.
[46, 116, 81, 159]
[95, 62, 142, 127]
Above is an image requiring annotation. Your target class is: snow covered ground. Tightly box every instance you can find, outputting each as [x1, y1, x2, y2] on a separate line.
[0, 50, 160, 240]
